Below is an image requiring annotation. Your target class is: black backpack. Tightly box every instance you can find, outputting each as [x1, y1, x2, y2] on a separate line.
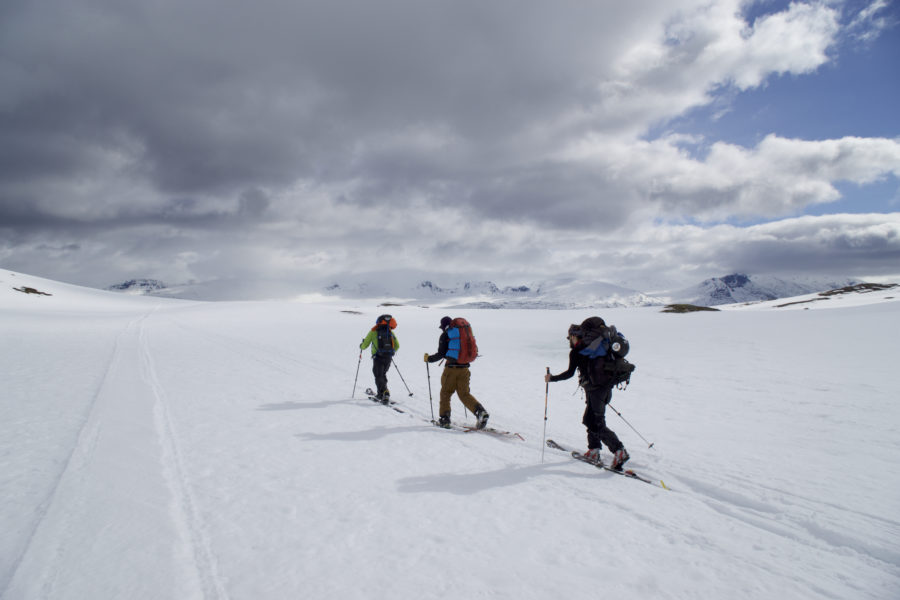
[375, 314, 396, 356]
[578, 317, 636, 389]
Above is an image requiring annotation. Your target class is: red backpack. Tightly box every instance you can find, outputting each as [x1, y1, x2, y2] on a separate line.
[447, 317, 479, 363]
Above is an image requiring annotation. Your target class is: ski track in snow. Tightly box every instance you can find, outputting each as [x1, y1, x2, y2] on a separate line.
[389, 389, 900, 575]
[662, 441, 900, 564]
[675, 472, 900, 569]
[139, 313, 230, 600]
[2, 310, 230, 600]
[519, 439, 899, 600]
[0, 317, 131, 599]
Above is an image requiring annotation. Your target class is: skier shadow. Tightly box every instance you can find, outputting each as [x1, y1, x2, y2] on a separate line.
[257, 398, 357, 411]
[396, 462, 598, 495]
[296, 425, 424, 443]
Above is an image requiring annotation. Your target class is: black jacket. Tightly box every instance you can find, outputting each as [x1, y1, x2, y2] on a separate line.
[549, 345, 611, 390]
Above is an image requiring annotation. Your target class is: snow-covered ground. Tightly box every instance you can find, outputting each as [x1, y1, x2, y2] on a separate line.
[2, 269, 898, 599]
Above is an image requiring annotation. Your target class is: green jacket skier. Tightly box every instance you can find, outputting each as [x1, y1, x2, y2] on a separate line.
[360, 314, 399, 403]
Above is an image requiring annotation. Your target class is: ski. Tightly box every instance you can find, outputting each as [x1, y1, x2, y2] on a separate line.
[365, 388, 405, 413]
[432, 420, 524, 441]
[545, 439, 668, 489]
[364, 387, 397, 404]
[361, 388, 522, 439]
[462, 424, 525, 440]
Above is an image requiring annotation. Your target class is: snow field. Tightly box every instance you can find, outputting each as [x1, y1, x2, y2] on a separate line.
[1, 270, 899, 599]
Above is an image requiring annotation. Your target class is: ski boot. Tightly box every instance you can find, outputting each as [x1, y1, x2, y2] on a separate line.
[611, 448, 630, 472]
[583, 448, 603, 466]
[474, 407, 490, 430]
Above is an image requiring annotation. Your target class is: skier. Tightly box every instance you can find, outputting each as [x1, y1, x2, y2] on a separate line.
[360, 314, 399, 403]
[544, 321, 630, 470]
[424, 316, 489, 429]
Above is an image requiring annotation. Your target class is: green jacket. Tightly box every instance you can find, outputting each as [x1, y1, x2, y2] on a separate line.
[360, 328, 399, 357]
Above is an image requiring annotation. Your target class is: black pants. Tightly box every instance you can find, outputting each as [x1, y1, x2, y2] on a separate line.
[372, 355, 392, 396]
[582, 386, 624, 452]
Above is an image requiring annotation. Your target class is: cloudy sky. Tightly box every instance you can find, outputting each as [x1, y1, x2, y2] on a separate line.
[2, 0, 899, 296]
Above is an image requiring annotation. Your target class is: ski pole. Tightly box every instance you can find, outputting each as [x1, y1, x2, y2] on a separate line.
[425, 361, 435, 421]
[392, 359, 413, 396]
[352, 348, 363, 398]
[607, 402, 655, 449]
[542, 367, 550, 463]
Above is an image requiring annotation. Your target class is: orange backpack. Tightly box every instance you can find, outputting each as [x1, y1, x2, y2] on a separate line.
[447, 317, 478, 363]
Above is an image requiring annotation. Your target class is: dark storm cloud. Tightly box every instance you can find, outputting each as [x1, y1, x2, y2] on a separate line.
[237, 188, 270, 219]
[727, 217, 900, 276]
[635, 214, 900, 285]
[0, 0, 665, 220]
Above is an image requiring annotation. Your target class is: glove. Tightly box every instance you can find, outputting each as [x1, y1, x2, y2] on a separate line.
[423, 352, 430, 363]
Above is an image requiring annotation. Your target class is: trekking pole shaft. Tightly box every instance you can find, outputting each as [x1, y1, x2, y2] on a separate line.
[426, 362, 434, 421]
[542, 367, 550, 463]
[352, 350, 363, 398]
[392, 359, 413, 396]
[608, 402, 654, 448]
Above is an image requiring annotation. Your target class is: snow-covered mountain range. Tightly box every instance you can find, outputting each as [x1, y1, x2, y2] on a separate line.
[107, 272, 871, 307]
[324, 277, 662, 309]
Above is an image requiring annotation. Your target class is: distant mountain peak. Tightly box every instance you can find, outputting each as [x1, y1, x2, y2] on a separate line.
[675, 273, 861, 306]
[107, 279, 167, 295]
[720, 273, 751, 288]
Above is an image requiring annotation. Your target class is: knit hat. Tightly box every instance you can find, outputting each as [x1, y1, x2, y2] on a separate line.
[439, 316, 452, 330]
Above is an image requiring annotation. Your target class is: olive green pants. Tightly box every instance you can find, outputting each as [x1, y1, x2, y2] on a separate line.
[439, 367, 481, 417]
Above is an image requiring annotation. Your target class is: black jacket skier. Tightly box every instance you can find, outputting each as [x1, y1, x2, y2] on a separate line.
[545, 322, 629, 470]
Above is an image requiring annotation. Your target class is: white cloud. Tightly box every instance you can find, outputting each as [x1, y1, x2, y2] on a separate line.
[589, 0, 840, 136]
[725, 1, 840, 87]
[556, 134, 900, 222]
[847, 0, 894, 42]
[650, 135, 900, 219]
